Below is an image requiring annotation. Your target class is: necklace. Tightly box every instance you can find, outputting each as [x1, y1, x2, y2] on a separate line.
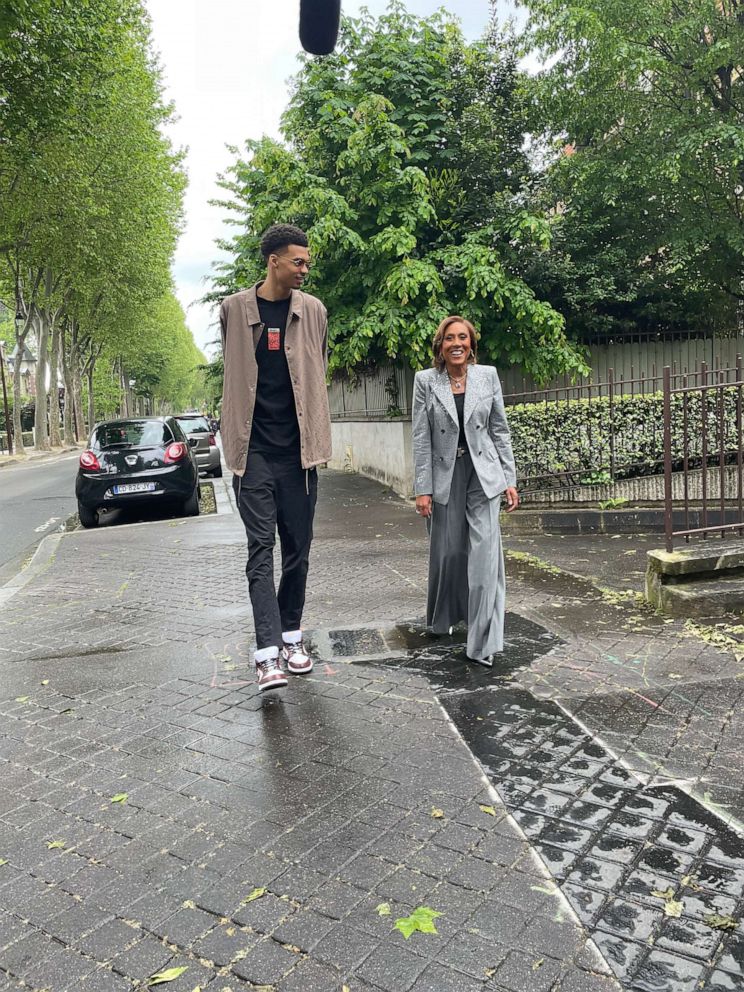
[447, 368, 467, 392]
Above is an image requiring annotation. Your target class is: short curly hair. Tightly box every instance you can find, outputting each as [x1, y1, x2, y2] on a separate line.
[259, 224, 309, 260]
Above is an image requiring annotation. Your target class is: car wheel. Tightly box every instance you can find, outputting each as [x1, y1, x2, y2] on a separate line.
[182, 487, 200, 517]
[212, 464, 223, 478]
[78, 502, 99, 529]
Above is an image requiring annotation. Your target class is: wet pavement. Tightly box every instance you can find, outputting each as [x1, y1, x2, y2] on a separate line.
[0, 470, 743, 990]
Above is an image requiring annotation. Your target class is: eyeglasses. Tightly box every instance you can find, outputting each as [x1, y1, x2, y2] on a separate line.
[286, 257, 312, 271]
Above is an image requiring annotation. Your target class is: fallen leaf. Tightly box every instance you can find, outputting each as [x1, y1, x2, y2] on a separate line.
[60, 708, 74, 714]
[376, 902, 391, 916]
[0, 859, 7, 866]
[182, 900, 197, 909]
[430, 807, 445, 819]
[652, 887, 683, 917]
[40, 680, 49, 686]
[47, 840, 66, 850]
[147, 966, 188, 985]
[241, 887, 266, 905]
[395, 906, 443, 939]
[15, 696, 29, 703]
[479, 804, 497, 817]
[704, 913, 739, 931]
[110, 793, 128, 804]
[532, 958, 545, 970]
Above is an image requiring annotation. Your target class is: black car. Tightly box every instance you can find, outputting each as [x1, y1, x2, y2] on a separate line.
[75, 417, 200, 528]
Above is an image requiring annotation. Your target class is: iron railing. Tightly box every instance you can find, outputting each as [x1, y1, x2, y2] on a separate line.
[663, 360, 744, 551]
[505, 360, 744, 495]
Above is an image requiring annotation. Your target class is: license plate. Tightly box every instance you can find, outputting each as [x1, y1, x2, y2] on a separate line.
[113, 482, 156, 495]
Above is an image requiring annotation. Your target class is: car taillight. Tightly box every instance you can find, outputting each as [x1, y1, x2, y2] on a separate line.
[208, 434, 216, 447]
[164, 441, 187, 464]
[80, 450, 101, 471]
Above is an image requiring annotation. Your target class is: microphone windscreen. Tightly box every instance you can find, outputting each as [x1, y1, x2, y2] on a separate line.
[299, 0, 341, 56]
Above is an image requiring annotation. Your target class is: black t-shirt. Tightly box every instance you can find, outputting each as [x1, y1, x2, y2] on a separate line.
[249, 294, 301, 458]
[454, 391, 466, 447]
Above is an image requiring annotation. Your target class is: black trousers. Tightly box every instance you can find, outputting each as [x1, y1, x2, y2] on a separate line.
[233, 450, 318, 650]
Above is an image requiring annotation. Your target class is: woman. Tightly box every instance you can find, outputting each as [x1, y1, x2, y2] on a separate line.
[412, 316, 519, 664]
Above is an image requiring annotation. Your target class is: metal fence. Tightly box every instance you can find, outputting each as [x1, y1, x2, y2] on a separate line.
[663, 360, 744, 551]
[328, 363, 414, 420]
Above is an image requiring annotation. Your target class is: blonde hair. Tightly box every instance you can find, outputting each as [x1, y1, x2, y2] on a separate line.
[431, 315, 478, 371]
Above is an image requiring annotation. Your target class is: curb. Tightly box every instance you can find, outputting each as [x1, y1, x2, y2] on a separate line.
[0, 445, 81, 470]
[0, 531, 64, 605]
[501, 505, 742, 535]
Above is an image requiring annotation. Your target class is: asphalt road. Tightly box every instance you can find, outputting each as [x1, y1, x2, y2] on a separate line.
[0, 453, 79, 583]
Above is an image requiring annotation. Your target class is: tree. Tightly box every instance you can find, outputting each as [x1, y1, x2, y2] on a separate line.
[0, 0, 189, 449]
[209, 3, 587, 383]
[520, 0, 744, 336]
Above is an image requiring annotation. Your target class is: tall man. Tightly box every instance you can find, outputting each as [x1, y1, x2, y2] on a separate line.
[220, 224, 332, 691]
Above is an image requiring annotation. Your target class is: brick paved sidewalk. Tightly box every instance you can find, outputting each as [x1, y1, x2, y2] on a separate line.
[0, 469, 742, 990]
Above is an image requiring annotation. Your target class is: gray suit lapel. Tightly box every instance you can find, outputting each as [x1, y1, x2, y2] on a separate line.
[431, 369, 457, 425]
[464, 364, 487, 423]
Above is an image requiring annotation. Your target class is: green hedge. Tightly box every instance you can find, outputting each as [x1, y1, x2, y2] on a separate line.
[507, 389, 742, 488]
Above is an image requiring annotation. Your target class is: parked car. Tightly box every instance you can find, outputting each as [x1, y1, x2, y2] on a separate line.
[175, 414, 222, 477]
[75, 416, 200, 529]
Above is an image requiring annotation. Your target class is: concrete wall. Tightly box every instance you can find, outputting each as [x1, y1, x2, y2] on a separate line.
[329, 418, 413, 497]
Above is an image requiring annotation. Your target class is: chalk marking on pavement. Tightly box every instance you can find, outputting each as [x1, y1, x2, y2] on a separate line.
[383, 562, 423, 592]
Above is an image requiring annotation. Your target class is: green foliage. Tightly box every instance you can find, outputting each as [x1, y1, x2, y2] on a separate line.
[0, 0, 194, 430]
[208, 3, 586, 383]
[125, 292, 207, 412]
[509, 389, 743, 489]
[520, 0, 744, 336]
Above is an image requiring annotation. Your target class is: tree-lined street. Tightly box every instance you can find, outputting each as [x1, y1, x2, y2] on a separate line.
[0, 454, 79, 584]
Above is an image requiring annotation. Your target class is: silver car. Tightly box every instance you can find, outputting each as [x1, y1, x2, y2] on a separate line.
[175, 415, 222, 477]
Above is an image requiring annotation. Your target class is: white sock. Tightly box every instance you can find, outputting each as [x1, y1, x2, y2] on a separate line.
[254, 645, 279, 664]
[282, 629, 302, 645]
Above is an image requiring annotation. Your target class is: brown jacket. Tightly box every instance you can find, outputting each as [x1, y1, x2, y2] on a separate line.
[219, 283, 332, 476]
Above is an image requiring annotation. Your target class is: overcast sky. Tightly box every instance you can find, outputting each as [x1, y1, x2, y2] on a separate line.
[144, 1, 516, 357]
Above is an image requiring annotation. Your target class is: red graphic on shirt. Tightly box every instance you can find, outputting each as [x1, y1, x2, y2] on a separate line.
[267, 328, 281, 351]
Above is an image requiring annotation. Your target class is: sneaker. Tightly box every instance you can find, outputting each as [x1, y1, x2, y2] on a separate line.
[282, 639, 313, 674]
[255, 655, 288, 691]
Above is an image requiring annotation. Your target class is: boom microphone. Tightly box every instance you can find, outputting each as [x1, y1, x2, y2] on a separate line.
[299, 0, 341, 56]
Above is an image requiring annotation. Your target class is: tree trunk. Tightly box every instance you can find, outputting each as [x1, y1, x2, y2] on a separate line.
[120, 362, 132, 417]
[48, 320, 62, 447]
[87, 360, 96, 431]
[70, 322, 86, 441]
[33, 307, 50, 451]
[11, 309, 32, 458]
[60, 322, 75, 446]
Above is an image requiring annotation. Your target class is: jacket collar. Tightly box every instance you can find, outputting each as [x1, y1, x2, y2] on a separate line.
[432, 363, 488, 425]
[242, 282, 304, 325]
[431, 368, 457, 425]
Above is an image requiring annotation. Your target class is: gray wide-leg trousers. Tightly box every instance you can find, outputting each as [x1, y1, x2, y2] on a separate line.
[427, 451, 505, 662]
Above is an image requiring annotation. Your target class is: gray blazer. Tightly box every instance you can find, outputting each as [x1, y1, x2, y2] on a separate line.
[412, 365, 517, 504]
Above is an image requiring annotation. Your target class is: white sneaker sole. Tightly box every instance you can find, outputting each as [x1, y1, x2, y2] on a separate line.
[258, 675, 288, 691]
[286, 660, 313, 674]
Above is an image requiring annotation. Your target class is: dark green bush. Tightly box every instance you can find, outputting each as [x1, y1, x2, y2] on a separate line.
[507, 389, 742, 489]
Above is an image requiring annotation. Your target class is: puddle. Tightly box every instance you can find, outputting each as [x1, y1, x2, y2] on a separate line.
[310, 611, 744, 989]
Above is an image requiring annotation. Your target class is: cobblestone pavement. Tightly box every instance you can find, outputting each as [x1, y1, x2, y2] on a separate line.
[0, 470, 743, 990]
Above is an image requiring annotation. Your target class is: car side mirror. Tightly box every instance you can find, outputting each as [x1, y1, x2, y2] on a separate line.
[188, 437, 198, 448]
